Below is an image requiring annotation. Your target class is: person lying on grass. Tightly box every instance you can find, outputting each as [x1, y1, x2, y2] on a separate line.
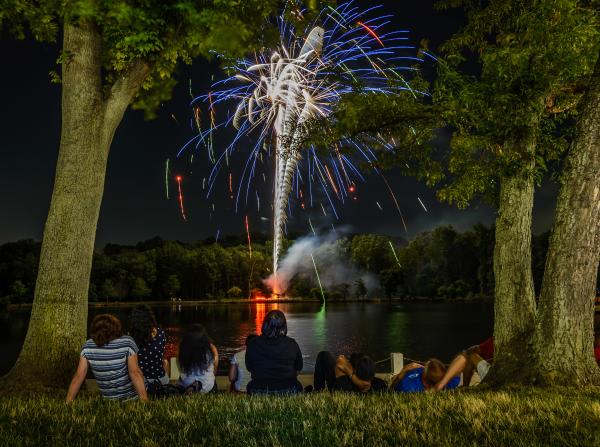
[312, 351, 387, 393]
[177, 323, 219, 394]
[66, 314, 148, 403]
[434, 345, 492, 391]
[390, 358, 459, 393]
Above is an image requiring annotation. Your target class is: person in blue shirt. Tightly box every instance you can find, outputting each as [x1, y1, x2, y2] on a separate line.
[391, 358, 460, 393]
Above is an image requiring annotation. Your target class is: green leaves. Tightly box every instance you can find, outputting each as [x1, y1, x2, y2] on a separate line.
[0, 0, 284, 117]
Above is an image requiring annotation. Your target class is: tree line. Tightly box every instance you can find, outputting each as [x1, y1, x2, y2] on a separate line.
[4, 225, 590, 305]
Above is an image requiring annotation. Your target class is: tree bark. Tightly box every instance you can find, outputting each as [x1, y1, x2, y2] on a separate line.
[534, 53, 600, 386]
[3, 21, 149, 387]
[486, 131, 538, 385]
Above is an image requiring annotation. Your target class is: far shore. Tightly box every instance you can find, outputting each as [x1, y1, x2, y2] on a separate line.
[6, 295, 492, 310]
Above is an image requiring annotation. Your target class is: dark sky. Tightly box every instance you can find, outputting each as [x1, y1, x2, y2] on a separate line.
[0, 1, 558, 247]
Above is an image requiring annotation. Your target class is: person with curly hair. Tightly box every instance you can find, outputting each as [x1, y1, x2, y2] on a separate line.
[66, 314, 147, 402]
[129, 305, 170, 385]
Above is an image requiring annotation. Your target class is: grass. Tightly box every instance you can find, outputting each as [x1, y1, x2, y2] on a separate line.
[1, 387, 599, 446]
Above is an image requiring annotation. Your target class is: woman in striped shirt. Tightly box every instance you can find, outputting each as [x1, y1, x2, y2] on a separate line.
[66, 314, 148, 402]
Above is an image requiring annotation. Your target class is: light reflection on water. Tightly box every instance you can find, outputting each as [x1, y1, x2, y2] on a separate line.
[0, 301, 493, 375]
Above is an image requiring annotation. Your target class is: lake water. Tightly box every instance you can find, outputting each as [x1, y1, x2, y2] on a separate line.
[0, 301, 493, 375]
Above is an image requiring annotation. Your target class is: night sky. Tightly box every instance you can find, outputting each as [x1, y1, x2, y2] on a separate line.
[0, 1, 558, 247]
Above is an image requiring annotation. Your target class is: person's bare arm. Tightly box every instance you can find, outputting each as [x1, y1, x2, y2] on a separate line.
[229, 363, 238, 383]
[335, 355, 372, 392]
[127, 354, 148, 401]
[66, 356, 89, 403]
[210, 343, 219, 372]
[390, 362, 422, 390]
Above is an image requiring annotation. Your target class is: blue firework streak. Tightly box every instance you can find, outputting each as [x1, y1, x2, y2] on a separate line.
[181, 1, 426, 285]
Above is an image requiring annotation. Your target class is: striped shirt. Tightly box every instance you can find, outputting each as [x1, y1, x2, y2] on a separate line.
[81, 336, 139, 401]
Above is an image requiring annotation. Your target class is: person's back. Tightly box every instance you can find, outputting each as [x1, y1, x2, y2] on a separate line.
[177, 323, 218, 393]
[129, 304, 169, 384]
[245, 310, 303, 394]
[246, 334, 302, 386]
[82, 335, 139, 400]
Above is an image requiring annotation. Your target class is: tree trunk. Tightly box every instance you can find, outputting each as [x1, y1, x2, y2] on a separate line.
[486, 132, 538, 385]
[4, 21, 149, 387]
[534, 53, 600, 386]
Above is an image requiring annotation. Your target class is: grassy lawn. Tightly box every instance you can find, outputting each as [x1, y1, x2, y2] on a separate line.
[0, 387, 599, 446]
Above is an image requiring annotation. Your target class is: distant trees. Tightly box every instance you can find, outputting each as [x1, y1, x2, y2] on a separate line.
[4, 226, 585, 305]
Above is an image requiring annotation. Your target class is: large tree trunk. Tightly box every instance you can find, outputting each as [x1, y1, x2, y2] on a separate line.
[486, 132, 538, 385]
[534, 54, 600, 386]
[4, 22, 149, 387]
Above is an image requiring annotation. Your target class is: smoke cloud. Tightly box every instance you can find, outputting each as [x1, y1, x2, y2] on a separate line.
[264, 231, 379, 296]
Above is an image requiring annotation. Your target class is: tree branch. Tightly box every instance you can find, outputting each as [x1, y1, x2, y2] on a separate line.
[104, 59, 152, 129]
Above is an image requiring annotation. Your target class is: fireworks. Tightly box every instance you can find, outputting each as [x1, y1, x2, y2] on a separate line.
[176, 175, 186, 221]
[184, 1, 424, 278]
[311, 253, 326, 303]
[245, 215, 252, 258]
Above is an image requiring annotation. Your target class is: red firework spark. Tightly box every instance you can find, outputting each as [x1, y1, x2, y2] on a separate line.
[176, 175, 187, 221]
[357, 21, 384, 47]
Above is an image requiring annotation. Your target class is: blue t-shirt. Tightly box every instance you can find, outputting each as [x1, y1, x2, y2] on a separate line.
[394, 367, 460, 393]
[81, 335, 139, 400]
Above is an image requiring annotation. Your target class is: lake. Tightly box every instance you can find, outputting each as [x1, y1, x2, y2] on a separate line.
[0, 301, 493, 375]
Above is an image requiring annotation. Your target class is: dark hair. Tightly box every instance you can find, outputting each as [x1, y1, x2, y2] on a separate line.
[261, 310, 287, 338]
[350, 353, 375, 381]
[423, 359, 446, 386]
[91, 314, 123, 347]
[129, 305, 158, 349]
[179, 324, 212, 374]
[246, 334, 258, 346]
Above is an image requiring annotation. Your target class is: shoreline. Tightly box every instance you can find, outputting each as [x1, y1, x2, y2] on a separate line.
[6, 296, 492, 311]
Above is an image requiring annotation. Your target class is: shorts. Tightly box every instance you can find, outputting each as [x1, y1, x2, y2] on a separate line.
[476, 359, 491, 380]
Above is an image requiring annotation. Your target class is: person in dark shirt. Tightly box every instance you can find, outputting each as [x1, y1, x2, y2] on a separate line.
[129, 305, 170, 385]
[313, 351, 387, 393]
[245, 310, 303, 395]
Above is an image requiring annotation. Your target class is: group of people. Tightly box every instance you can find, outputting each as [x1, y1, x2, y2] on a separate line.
[66, 306, 596, 402]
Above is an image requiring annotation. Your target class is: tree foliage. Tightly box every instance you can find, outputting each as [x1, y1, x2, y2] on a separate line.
[433, 0, 600, 207]
[0, 0, 283, 117]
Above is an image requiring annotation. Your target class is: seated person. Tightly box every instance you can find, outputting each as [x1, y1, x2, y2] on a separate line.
[177, 323, 219, 393]
[391, 358, 460, 393]
[229, 334, 257, 392]
[129, 304, 170, 385]
[434, 346, 491, 391]
[245, 310, 303, 395]
[66, 314, 148, 402]
[313, 351, 387, 393]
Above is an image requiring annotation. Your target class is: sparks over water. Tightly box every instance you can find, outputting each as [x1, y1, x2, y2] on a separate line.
[183, 1, 425, 285]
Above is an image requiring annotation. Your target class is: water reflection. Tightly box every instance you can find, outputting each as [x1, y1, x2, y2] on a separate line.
[0, 301, 493, 375]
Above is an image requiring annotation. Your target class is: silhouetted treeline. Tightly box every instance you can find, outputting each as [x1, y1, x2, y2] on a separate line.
[1, 226, 597, 304]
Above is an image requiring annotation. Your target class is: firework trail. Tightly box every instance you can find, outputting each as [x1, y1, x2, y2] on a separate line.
[245, 215, 252, 258]
[311, 253, 326, 303]
[185, 1, 425, 285]
[176, 175, 186, 221]
[388, 240, 401, 268]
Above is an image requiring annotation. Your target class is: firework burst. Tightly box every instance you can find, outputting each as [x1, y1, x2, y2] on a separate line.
[182, 1, 426, 291]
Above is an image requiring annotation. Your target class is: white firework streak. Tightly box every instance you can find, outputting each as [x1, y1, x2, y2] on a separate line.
[183, 1, 427, 282]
